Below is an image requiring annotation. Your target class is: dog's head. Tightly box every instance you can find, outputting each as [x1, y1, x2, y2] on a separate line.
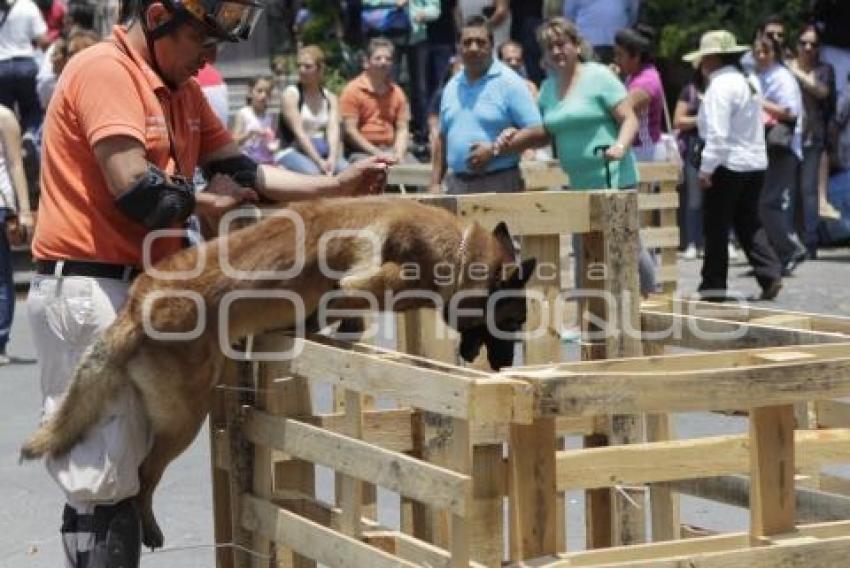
[446, 222, 536, 370]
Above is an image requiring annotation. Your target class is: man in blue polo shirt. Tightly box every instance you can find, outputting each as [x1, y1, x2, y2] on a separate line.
[429, 15, 542, 194]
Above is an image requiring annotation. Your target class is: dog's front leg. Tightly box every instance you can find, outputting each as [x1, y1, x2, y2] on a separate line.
[338, 262, 408, 308]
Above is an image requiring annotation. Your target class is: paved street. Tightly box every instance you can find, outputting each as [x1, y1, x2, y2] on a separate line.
[2, 247, 848, 566]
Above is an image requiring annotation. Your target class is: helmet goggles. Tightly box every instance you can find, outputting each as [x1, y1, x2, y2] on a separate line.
[179, 0, 264, 42]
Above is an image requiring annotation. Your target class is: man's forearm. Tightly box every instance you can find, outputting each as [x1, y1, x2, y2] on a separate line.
[256, 165, 341, 201]
[345, 125, 381, 156]
[393, 126, 409, 159]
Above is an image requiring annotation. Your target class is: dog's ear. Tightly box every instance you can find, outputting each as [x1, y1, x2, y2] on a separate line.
[491, 222, 516, 257]
[504, 257, 537, 287]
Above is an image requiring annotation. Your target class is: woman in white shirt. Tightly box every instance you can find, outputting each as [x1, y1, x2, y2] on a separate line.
[685, 30, 783, 301]
[276, 45, 347, 176]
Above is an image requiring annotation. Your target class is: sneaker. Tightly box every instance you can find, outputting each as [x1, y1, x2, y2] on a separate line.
[682, 244, 698, 260]
[0, 353, 9, 366]
[820, 201, 841, 220]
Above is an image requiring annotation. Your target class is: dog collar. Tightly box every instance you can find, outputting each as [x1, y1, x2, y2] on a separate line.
[457, 225, 474, 288]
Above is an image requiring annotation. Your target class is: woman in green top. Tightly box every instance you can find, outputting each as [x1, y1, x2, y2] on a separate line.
[494, 17, 655, 294]
[495, 17, 640, 190]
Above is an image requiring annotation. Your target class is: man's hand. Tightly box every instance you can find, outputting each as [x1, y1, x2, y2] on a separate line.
[698, 171, 713, 189]
[427, 183, 443, 194]
[6, 211, 34, 247]
[467, 142, 495, 172]
[493, 127, 517, 156]
[337, 155, 394, 196]
[199, 174, 259, 228]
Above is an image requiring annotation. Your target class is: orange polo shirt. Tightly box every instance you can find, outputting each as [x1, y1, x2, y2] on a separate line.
[33, 26, 232, 267]
[339, 73, 408, 147]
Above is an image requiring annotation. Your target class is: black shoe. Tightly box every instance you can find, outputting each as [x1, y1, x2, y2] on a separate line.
[759, 279, 782, 301]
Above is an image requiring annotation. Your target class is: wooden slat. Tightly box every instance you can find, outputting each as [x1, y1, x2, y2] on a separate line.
[666, 299, 850, 336]
[511, 234, 562, 559]
[637, 191, 679, 211]
[364, 530, 489, 568]
[339, 390, 364, 538]
[241, 494, 419, 568]
[750, 405, 796, 538]
[388, 161, 677, 190]
[312, 409, 414, 452]
[509, 521, 850, 567]
[816, 401, 850, 428]
[641, 310, 848, 351]
[640, 226, 680, 249]
[282, 336, 532, 424]
[244, 410, 471, 515]
[555, 429, 850, 490]
[510, 343, 850, 417]
[646, 412, 679, 542]
[414, 191, 594, 235]
[668, 475, 850, 523]
[637, 162, 681, 184]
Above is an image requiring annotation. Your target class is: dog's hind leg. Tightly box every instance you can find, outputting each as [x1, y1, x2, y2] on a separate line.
[135, 391, 212, 549]
[128, 346, 219, 549]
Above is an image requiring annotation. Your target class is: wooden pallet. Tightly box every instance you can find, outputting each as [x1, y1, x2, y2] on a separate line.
[205, 190, 850, 567]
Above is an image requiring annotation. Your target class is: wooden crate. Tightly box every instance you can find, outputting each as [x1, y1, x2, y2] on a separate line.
[206, 189, 850, 567]
[388, 160, 681, 295]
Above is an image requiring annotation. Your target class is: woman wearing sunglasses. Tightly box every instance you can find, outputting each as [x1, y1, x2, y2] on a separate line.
[789, 24, 838, 255]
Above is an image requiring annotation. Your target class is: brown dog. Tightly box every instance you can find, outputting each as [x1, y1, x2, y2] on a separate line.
[21, 197, 535, 549]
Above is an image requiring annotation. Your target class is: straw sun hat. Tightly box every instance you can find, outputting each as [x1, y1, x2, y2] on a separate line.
[682, 29, 749, 66]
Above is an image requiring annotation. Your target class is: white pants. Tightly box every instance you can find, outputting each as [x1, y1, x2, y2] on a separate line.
[27, 275, 151, 563]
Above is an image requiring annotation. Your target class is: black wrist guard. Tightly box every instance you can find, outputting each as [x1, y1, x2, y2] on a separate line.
[115, 165, 196, 230]
[203, 155, 260, 188]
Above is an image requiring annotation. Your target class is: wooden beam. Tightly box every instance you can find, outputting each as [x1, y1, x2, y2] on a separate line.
[311, 409, 414, 453]
[555, 429, 850, 490]
[241, 494, 419, 568]
[640, 226, 680, 249]
[510, 234, 562, 559]
[281, 335, 533, 424]
[665, 299, 850, 336]
[749, 405, 796, 538]
[507, 521, 850, 567]
[641, 310, 848, 351]
[816, 400, 850, 428]
[669, 475, 850, 523]
[413, 191, 594, 235]
[244, 410, 471, 516]
[509, 343, 850, 417]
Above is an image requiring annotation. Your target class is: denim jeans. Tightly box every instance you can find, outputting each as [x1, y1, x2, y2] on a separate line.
[0, 57, 42, 133]
[276, 149, 348, 175]
[0, 209, 13, 354]
[760, 146, 805, 262]
[799, 143, 824, 251]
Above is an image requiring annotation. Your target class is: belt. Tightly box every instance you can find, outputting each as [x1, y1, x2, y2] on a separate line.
[36, 260, 141, 282]
[453, 166, 519, 181]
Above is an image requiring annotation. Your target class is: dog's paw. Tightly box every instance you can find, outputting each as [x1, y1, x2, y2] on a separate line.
[141, 514, 164, 550]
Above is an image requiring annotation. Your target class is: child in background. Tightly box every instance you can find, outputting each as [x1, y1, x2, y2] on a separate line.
[231, 76, 279, 165]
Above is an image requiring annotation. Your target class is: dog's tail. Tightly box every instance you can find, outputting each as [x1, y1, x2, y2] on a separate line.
[20, 317, 143, 461]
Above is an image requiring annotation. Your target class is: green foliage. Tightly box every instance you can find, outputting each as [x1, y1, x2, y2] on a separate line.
[299, 0, 342, 57]
[641, 0, 806, 60]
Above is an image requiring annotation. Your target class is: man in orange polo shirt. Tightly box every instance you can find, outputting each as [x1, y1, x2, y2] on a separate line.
[340, 37, 417, 163]
[26, 1, 388, 566]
